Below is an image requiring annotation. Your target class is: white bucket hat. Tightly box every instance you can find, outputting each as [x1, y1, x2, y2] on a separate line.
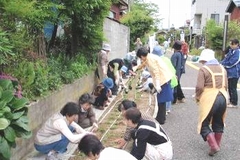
[198, 49, 215, 62]
[120, 66, 128, 73]
[141, 70, 151, 79]
[102, 43, 111, 51]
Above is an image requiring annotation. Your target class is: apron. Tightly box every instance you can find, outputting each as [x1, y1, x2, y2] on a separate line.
[197, 65, 228, 133]
[157, 81, 173, 103]
[137, 124, 173, 160]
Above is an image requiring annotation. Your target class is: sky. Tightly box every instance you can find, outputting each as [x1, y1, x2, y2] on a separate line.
[145, 0, 192, 29]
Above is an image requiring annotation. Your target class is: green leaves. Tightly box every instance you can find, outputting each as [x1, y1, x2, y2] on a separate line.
[10, 97, 29, 111]
[120, 1, 156, 50]
[0, 118, 10, 130]
[0, 136, 11, 159]
[0, 79, 31, 159]
[0, 31, 15, 66]
[4, 127, 16, 142]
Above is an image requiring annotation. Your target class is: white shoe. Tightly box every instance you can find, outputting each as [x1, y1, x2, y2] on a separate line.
[46, 151, 59, 160]
[227, 104, 237, 108]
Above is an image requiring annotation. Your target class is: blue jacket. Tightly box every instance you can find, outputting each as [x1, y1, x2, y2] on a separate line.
[221, 48, 240, 78]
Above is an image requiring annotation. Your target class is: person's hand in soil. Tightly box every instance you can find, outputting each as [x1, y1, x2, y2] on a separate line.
[114, 138, 127, 149]
[92, 122, 99, 132]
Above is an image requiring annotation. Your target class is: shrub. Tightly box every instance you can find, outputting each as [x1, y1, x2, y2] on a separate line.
[0, 79, 31, 160]
[190, 48, 202, 56]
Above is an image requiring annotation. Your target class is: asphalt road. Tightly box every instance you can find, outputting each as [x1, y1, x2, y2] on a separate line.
[162, 57, 240, 160]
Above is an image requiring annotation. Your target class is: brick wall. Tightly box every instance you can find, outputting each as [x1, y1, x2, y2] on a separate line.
[230, 7, 240, 22]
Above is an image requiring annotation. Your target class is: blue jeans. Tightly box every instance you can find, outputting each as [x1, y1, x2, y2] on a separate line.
[166, 89, 174, 111]
[166, 101, 171, 111]
[34, 126, 75, 154]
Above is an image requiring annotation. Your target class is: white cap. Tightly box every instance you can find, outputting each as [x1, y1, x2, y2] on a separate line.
[120, 66, 128, 73]
[141, 70, 151, 79]
[198, 49, 215, 62]
[102, 43, 111, 51]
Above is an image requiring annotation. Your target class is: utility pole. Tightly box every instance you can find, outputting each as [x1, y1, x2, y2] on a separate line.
[168, 0, 171, 31]
[222, 14, 229, 59]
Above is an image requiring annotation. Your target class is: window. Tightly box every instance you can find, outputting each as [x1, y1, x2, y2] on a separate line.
[211, 14, 220, 24]
[108, 11, 116, 19]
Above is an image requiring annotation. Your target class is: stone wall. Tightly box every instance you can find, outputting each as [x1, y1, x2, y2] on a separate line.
[103, 18, 130, 60]
[11, 73, 96, 160]
[11, 18, 130, 160]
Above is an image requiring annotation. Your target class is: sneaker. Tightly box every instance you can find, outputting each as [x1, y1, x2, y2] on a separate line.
[227, 104, 237, 108]
[177, 99, 185, 103]
[46, 151, 58, 160]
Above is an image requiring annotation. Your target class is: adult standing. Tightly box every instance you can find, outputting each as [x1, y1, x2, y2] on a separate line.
[97, 43, 111, 81]
[163, 40, 169, 54]
[181, 39, 189, 73]
[221, 39, 240, 108]
[137, 47, 173, 124]
[152, 45, 178, 114]
[134, 38, 143, 52]
[196, 49, 228, 156]
[171, 41, 185, 104]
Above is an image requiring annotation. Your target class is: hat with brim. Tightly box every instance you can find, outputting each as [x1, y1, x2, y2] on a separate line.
[120, 66, 128, 73]
[102, 78, 114, 89]
[152, 46, 163, 56]
[141, 70, 151, 79]
[102, 43, 111, 51]
[198, 49, 215, 63]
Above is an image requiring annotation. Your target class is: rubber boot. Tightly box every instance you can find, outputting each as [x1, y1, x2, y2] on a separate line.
[215, 133, 222, 148]
[206, 133, 220, 156]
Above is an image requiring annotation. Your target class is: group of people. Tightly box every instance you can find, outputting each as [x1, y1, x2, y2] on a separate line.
[193, 38, 240, 156]
[33, 38, 239, 160]
[136, 39, 188, 125]
[133, 37, 239, 158]
[95, 43, 137, 110]
[34, 98, 173, 160]
[78, 99, 173, 160]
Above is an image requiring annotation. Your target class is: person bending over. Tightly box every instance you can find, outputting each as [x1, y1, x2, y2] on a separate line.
[78, 134, 136, 160]
[124, 108, 173, 160]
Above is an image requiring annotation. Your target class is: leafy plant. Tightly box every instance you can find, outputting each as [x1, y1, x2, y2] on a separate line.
[205, 20, 223, 50]
[120, 0, 159, 50]
[0, 79, 31, 160]
[0, 31, 15, 67]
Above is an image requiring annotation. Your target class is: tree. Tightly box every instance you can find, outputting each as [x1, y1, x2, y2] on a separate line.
[227, 20, 240, 42]
[205, 20, 223, 50]
[120, 0, 159, 50]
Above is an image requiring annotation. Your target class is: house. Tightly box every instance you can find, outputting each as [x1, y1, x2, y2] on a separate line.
[226, 0, 240, 22]
[108, 0, 129, 22]
[191, 0, 230, 48]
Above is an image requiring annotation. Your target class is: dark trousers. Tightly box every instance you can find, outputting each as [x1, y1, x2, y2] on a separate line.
[173, 80, 185, 103]
[94, 93, 108, 108]
[200, 94, 226, 141]
[155, 102, 166, 124]
[228, 77, 239, 105]
[107, 69, 118, 95]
